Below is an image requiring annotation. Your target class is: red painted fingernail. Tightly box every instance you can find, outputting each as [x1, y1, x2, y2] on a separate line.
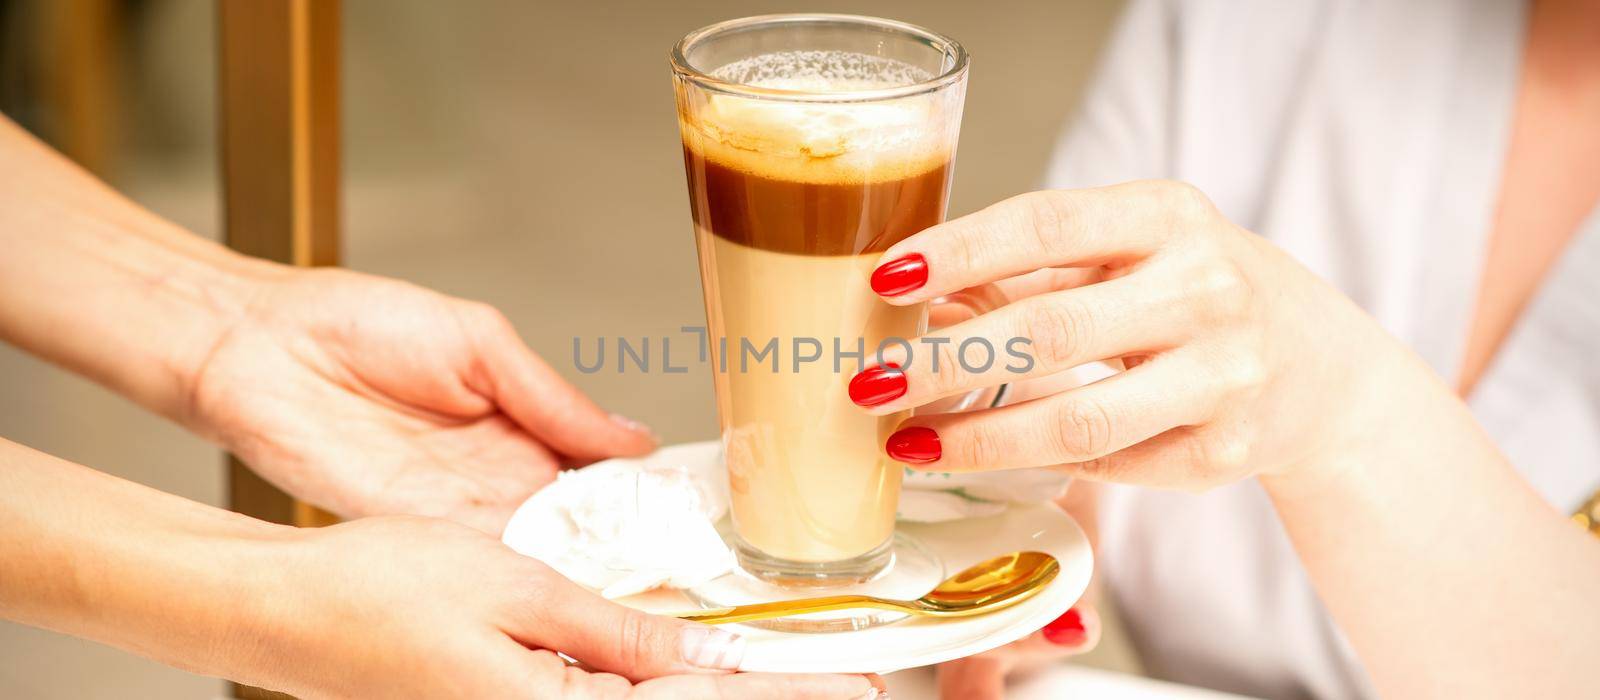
[849, 364, 907, 407]
[886, 427, 940, 464]
[871, 254, 928, 297]
[1042, 607, 1086, 646]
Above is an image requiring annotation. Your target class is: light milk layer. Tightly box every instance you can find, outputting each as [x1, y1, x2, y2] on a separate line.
[698, 228, 921, 561]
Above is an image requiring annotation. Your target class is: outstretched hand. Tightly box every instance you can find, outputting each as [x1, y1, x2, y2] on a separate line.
[249, 516, 883, 699]
[185, 267, 654, 532]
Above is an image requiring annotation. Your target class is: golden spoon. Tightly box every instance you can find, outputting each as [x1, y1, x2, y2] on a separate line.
[673, 551, 1059, 625]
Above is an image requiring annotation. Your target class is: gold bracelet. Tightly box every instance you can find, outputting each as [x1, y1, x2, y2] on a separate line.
[1573, 488, 1600, 539]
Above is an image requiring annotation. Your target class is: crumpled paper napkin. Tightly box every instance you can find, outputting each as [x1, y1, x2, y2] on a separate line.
[501, 456, 735, 599]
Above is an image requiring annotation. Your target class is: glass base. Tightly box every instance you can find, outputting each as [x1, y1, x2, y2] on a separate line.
[732, 532, 896, 587]
[685, 532, 944, 633]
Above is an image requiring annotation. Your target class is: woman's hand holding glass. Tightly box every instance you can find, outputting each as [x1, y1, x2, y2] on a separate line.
[866, 180, 1600, 698]
[854, 180, 1408, 489]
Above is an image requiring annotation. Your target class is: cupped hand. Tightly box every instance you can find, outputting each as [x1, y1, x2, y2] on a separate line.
[855, 180, 1408, 488]
[242, 516, 882, 699]
[936, 605, 1100, 700]
[184, 267, 654, 532]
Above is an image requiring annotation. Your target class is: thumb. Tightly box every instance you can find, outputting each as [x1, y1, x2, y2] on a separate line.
[937, 605, 1101, 700]
[511, 573, 743, 681]
[472, 311, 656, 460]
[999, 605, 1102, 664]
[1033, 605, 1098, 653]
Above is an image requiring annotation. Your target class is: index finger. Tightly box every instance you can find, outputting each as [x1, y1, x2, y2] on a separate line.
[871, 180, 1197, 305]
[508, 569, 742, 681]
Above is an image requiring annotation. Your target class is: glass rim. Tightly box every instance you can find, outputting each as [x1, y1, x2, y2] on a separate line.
[669, 13, 969, 103]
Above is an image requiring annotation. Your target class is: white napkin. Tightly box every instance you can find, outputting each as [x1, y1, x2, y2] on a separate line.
[501, 457, 735, 599]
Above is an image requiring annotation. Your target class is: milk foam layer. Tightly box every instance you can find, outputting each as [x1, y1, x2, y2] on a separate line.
[713, 50, 933, 91]
[682, 51, 958, 184]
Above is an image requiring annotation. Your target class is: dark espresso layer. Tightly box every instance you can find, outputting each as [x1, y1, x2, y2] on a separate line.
[683, 148, 952, 257]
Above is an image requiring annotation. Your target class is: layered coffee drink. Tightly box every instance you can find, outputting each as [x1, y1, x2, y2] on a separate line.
[675, 48, 966, 580]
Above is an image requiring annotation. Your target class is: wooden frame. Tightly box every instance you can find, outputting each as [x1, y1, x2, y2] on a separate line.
[218, 1, 341, 694]
[36, 0, 121, 177]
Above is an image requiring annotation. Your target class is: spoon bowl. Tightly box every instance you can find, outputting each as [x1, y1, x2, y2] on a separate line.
[674, 551, 1059, 626]
[914, 551, 1060, 615]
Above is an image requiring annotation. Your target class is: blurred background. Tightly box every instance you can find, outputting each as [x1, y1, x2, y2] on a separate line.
[0, 0, 1126, 696]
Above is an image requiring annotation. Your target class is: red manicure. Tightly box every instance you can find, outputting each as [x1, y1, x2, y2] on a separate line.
[870, 254, 928, 297]
[1042, 607, 1086, 646]
[885, 427, 940, 464]
[849, 364, 907, 407]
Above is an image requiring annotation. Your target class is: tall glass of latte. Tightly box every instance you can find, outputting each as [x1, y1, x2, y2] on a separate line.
[671, 15, 969, 585]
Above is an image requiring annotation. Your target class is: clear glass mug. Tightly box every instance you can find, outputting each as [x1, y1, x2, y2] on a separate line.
[671, 14, 1000, 586]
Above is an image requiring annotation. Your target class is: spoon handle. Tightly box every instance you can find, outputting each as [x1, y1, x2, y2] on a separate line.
[671, 594, 907, 625]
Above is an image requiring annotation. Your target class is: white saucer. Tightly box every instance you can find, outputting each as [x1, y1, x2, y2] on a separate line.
[623, 500, 1091, 674]
[502, 441, 1093, 674]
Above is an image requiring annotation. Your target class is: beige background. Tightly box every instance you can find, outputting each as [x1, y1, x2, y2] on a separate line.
[0, 1, 1126, 696]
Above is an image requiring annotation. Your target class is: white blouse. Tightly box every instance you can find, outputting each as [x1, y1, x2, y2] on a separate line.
[1042, 1, 1600, 697]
